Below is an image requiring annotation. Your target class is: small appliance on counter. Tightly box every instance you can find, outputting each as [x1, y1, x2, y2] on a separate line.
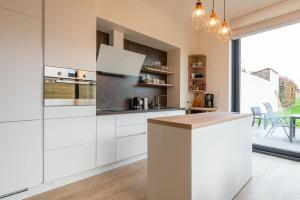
[205, 94, 214, 108]
[132, 97, 143, 110]
[143, 98, 148, 110]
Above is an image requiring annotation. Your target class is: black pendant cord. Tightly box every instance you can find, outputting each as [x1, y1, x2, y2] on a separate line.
[212, 0, 215, 11]
[223, 0, 226, 21]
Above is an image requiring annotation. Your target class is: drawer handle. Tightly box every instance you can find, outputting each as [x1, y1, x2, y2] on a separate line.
[117, 132, 147, 139]
[116, 123, 146, 127]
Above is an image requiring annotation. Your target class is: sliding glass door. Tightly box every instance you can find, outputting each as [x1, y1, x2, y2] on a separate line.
[233, 22, 300, 160]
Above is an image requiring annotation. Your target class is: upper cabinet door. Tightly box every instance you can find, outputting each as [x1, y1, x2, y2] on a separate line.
[0, 8, 42, 122]
[44, 0, 96, 71]
[0, 0, 42, 18]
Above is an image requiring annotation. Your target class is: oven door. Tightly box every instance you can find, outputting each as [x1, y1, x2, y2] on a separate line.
[44, 78, 96, 106]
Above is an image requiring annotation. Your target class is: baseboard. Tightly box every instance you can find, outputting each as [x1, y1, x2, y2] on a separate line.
[6, 154, 147, 200]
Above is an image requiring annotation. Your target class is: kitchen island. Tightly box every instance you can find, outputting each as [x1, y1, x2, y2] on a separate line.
[147, 112, 252, 200]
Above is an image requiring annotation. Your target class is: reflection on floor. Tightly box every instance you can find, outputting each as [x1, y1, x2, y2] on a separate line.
[253, 125, 300, 152]
[28, 153, 300, 200]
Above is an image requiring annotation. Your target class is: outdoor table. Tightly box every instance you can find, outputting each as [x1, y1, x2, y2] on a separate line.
[289, 114, 300, 143]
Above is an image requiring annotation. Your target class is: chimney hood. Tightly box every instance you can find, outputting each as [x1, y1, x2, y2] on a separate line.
[96, 30, 146, 76]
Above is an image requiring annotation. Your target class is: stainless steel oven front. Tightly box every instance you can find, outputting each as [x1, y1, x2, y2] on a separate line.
[44, 66, 96, 106]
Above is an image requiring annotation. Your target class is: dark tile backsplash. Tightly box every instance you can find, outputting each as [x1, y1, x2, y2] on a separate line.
[96, 30, 168, 110]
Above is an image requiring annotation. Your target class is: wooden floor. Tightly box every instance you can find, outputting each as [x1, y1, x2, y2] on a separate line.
[29, 153, 300, 200]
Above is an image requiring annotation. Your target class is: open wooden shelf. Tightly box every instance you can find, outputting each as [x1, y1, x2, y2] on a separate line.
[190, 90, 206, 93]
[191, 78, 205, 81]
[138, 83, 173, 87]
[190, 66, 206, 69]
[189, 54, 207, 108]
[190, 107, 217, 112]
[141, 67, 173, 75]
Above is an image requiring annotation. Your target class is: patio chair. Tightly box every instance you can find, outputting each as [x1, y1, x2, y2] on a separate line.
[263, 102, 289, 139]
[251, 107, 263, 127]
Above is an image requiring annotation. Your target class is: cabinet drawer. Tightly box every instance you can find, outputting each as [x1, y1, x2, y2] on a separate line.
[116, 113, 146, 126]
[116, 133, 147, 161]
[44, 116, 96, 151]
[44, 142, 96, 182]
[116, 123, 146, 138]
[44, 106, 96, 119]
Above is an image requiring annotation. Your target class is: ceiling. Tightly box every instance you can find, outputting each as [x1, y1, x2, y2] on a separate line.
[139, 0, 283, 23]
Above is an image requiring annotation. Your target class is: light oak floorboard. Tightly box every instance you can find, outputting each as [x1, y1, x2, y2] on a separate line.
[28, 153, 300, 200]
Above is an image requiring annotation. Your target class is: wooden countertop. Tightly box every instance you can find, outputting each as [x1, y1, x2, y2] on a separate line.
[148, 112, 252, 130]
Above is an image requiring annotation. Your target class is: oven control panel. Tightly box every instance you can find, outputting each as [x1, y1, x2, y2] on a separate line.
[44, 66, 95, 81]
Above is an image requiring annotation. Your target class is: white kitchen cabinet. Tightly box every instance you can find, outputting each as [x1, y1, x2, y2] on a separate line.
[116, 123, 146, 138]
[96, 115, 116, 166]
[116, 133, 147, 161]
[0, 0, 42, 18]
[146, 110, 185, 119]
[44, 0, 96, 71]
[116, 113, 146, 126]
[44, 116, 96, 151]
[166, 110, 186, 116]
[0, 120, 42, 197]
[96, 111, 184, 163]
[115, 113, 147, 161]
[44, 142, 96, 182]
[0, 8, 42, 122]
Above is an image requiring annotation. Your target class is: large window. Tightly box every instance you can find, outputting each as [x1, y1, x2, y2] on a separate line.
[236, 22, 300, 158]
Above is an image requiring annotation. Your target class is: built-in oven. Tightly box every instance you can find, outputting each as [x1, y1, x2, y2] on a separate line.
[44, 66, 96, 106]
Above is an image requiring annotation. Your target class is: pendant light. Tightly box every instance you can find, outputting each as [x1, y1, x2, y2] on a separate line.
[206, 0, 220, 35]
[218, 0, 232, 41]
[192, 0, 206, 30]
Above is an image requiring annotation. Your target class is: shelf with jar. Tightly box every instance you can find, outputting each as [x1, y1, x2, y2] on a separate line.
[188, 55, 207, 93]
[139, 62, 173, 88]
[141, 65, 173, 75]
[138, 73, 173, 88]
[188, 55, 207, 109]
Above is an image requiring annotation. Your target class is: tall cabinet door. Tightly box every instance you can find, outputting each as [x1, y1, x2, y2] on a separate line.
[97, 115, 116, 166]
[44, 0, 96, 71]
[0, 8, 42, 122]
[0, 120, 43, 196]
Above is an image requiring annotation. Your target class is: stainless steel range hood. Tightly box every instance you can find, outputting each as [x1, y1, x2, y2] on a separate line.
[96, 30, 146, 76]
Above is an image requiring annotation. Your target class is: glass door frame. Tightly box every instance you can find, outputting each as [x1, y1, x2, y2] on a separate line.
[231, 39, 300, 162]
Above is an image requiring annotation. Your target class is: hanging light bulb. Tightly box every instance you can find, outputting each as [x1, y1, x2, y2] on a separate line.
[218, 0, 232, 41]
[192, 0, 206, 31]
[206, 0, 220, 35]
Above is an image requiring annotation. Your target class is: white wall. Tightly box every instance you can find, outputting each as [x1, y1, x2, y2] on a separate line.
[241, 72, 279, 113]
[195, 32, 231, 111]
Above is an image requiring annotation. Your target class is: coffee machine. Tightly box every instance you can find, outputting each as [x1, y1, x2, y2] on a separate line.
[205, 94, 214, 108]
[132, 97, 142, 110]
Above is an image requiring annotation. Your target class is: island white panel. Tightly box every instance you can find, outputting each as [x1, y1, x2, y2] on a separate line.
[191, 117, 252, 200]
[148, 124, 191, 200]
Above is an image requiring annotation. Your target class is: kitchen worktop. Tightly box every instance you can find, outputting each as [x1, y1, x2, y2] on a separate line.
[96, 107, 186, 116]
[148, 111, 251, 130]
